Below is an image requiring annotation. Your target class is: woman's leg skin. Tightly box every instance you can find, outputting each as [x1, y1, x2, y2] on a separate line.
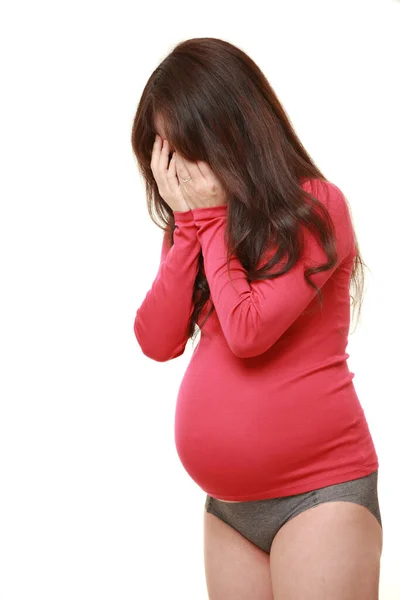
[269, 500, 383, 599]
[203, 509, 275, 600]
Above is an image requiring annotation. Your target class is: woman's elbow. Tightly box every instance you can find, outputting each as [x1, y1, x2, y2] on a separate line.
[144, 345, 185, 362]
[134, 326, 186, 362]
[227, 334, 274, 359]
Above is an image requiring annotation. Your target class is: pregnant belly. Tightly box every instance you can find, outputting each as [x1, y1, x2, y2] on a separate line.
[174, 361, 364, 499]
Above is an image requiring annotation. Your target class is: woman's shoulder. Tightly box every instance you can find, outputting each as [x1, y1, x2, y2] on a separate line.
[300, 176, 342, 193]
[300, 177, 349, 214]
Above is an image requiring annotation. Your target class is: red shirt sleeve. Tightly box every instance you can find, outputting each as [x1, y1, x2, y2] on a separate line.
[134, 209, 201, 361]
[191, 180, 355, 359]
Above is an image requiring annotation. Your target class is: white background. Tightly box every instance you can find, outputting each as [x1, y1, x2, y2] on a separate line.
[0, 0, 399, 598]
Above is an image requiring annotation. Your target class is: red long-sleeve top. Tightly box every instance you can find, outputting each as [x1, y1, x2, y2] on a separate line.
[134, 178, 378, 501]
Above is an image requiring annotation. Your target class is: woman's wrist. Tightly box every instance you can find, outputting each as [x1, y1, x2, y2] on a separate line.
[173, 203, 228, 224]
[191, 204, 228, 221]
[173, 208, 193, 221]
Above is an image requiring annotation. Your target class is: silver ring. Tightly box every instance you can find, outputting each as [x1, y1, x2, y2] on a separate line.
[182, 176, 191, 183]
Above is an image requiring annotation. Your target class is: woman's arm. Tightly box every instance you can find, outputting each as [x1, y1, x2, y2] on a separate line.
[191, 180, 355, 359]
[134, 209, 201, 361]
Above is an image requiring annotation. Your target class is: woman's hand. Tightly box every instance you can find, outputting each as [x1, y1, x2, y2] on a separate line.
[174, 151, 228, 210]
[150, 134, 191, 212]
[150, 134, 228, 212]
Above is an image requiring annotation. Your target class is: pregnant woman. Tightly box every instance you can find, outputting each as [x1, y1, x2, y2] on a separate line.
[132, 37, 383, 600]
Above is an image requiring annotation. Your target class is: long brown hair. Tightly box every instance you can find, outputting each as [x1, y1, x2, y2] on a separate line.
[131, 37, 366, 345]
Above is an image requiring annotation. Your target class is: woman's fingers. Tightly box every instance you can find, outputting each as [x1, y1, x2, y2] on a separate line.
[151, 134, 169, 193]
[196, 159, 214, 180]
[167, 152, 179, 187]
[159, 137, 170, 174]
[152, 135, 175, 183]
[150, 134, 161, 180]
[175, 153, 193, 183]
[150, 134, 167, 172]
[150, 135, 158, 168]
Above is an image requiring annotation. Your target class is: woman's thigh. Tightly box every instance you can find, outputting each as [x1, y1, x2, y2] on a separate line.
[203, 470, 382, 598]
[203, 508, 274, 600]
[269, 499, 383, 599]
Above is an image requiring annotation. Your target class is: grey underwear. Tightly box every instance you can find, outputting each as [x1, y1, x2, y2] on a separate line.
[204, 470, 382, 554]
